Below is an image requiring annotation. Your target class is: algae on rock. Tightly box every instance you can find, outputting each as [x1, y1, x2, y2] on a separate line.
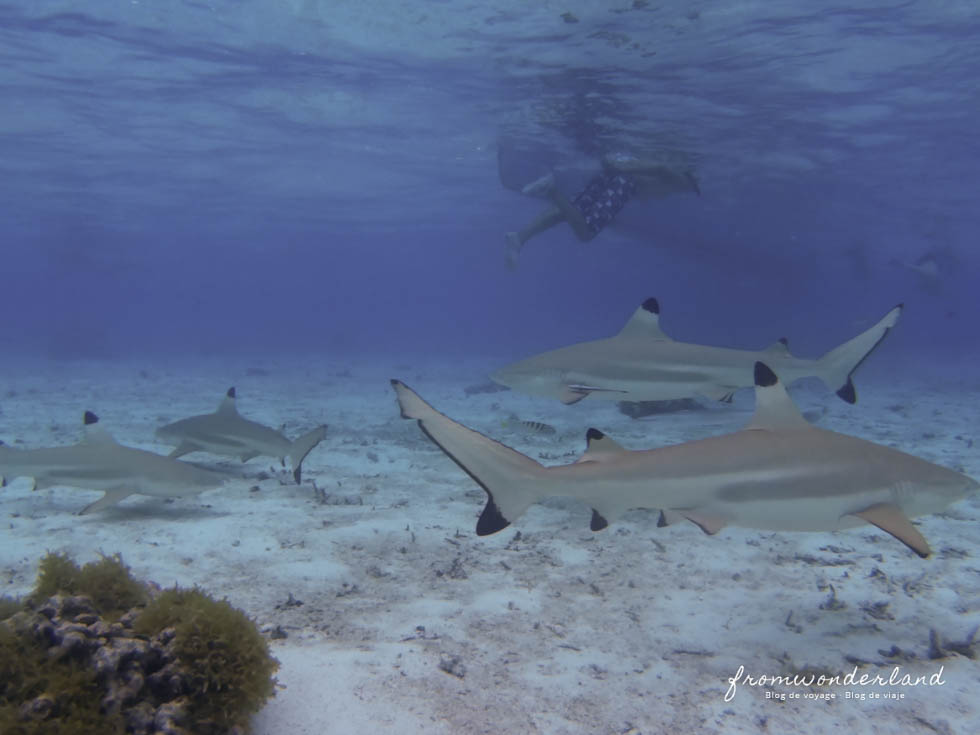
[1, 552, 279, 735]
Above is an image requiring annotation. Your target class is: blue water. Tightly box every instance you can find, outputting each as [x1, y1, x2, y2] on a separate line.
[1, 1, 978, 364]
[3, 6, 980, 731]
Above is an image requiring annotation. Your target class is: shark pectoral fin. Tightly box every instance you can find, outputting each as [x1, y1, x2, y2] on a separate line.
[849, 503, 931, 558]
[560, 385, 628, 405]
[675, 510, 728, 535]
[558, 386, 589, 405]
[79, 489, 133, 515]
[168, 443, 199, 459]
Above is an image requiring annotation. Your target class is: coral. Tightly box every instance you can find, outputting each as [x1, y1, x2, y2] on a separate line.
[135, 588, 278, 731]
[0, 609, 126, 735]
[1, 553, 278, 734]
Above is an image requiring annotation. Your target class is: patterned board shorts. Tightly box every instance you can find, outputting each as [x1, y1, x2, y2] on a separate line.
[572, 173, 637, 234]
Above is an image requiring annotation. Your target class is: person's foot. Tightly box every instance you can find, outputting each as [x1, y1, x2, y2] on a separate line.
[504, 232, 522, 271]
[521, 172, 555, 197]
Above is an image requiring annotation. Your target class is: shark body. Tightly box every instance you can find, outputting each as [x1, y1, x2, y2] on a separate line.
[0, 412, 228, 514]
[155, 387, 326, 483]
[490, 299, 902, 405]
[392, 364, 976, 557]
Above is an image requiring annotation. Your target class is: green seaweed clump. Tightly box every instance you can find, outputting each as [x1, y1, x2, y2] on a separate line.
[31, 553, 80, 601]
[135, 587, 279, 731]
[31, 552, 147, 621]
[0, 622, 125, 735]
[3, 553, 277, 733]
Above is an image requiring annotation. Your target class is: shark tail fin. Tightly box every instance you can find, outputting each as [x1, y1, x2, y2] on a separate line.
[814, 304, 902, 404]
[391, 380, 547, 535]
[289, 425, 328, 483]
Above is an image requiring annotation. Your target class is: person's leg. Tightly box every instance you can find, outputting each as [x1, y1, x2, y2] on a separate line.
[504, 177, 599, 270]
[547, 189, 597, 242]
[601, 153, 700, 196]
[504, 206, 565, 269]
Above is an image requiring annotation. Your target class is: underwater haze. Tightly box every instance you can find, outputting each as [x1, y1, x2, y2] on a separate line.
[3, 3, 980, 734]
[1, 0, 978, 363]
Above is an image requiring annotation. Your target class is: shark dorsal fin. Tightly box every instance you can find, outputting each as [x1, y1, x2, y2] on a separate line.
[617, 298, 671, 340]
[82, 411, 118, 445]
[216, 387, 239, 415]
[745, 362, 809, 430]
[763, 337, 791, 356]
[577, 428, 628, 463]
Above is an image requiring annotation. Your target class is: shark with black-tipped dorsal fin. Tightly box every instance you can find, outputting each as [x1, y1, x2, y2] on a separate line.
[155, 388, 326, 483]
[0, 411, 229, 514]
[392, 364, 977, 557]
[490, 298, 902, 405]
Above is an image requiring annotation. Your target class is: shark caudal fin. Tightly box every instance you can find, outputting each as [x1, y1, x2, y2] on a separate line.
[391, 380, 548, 535]
[814, 304, 902, 403]
[289, 425, 328, 483]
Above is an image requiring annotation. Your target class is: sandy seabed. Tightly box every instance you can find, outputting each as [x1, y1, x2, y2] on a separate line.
[1, 354, 978, 735]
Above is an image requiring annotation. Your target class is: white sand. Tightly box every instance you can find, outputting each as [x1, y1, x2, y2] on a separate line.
[1, 354, 978, 734]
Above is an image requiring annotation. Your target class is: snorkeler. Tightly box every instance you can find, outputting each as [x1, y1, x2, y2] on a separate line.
[504, 152, 701, 270]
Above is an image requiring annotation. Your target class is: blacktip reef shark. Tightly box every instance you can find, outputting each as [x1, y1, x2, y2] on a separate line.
[490, 298, 902, 405]
[0, 411, 229, 514]
[155, 387, 326, 483]
[392, 364, 977, 557]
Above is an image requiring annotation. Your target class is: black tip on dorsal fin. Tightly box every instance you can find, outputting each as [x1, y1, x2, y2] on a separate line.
[227, 387, 236, 398]
[754, 362, 778, 388]
[586, 427, 605, 442]
[779, 337, 789, 347]
[641, 297, 660, 315]
[836, 378, 857, 404]
[84, 411, 99, 425]
[590, 509, 609, 531]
